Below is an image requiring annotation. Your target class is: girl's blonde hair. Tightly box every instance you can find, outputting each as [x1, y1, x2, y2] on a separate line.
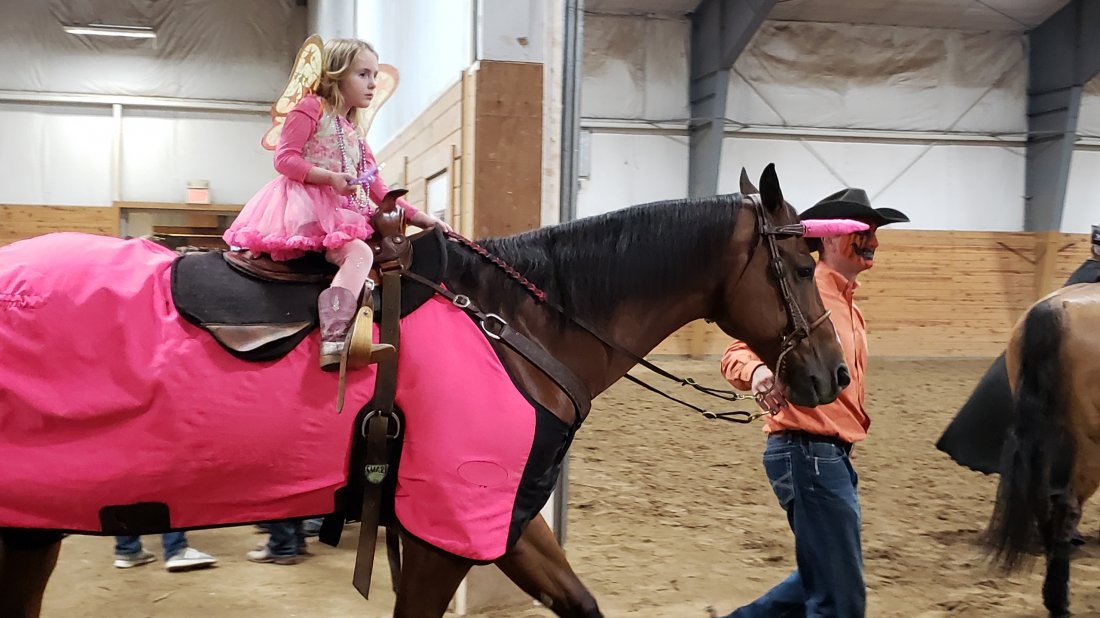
[315, 38, 378, 126]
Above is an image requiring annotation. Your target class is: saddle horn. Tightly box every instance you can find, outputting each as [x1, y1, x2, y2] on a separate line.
[368, 189, 411, 266]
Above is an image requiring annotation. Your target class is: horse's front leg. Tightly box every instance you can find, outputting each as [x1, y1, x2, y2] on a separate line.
[495, 514, 602, 618]
[393, 528, 473, 618]
[0, 529, 64, 618]
[1043, 489, 1082, 618]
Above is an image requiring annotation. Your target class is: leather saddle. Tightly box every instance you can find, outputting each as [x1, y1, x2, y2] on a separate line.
[222, 189, 414, 285]
[171, 191, 447, 362]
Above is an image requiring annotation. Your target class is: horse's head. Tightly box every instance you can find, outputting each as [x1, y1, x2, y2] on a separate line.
[709, 164, 849, 407]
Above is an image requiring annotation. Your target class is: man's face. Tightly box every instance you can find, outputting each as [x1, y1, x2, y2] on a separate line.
[825, 225, 880, 272]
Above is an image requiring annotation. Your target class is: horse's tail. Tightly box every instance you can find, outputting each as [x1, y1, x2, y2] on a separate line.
[985, 299, 1073, 572]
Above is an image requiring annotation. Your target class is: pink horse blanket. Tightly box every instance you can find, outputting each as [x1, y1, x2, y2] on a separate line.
[0, 233, 566, 560]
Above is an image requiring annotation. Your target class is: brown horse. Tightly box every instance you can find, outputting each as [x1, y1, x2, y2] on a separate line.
[0, 164, 849, 618]
[986, 281, 1100, 617]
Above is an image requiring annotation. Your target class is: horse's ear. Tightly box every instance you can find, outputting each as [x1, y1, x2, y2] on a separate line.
[739, 168, 759, 195]
[759, 163, 783, 212]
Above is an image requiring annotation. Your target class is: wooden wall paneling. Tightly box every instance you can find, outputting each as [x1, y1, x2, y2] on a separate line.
[654, 230, 1093, 359]
[0, 204, 120, 245]
[376, 78, 464, 220]
[450, 143, 461, 224]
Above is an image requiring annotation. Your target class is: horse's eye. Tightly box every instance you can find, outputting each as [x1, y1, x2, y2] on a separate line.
[796, 265, 815, 279]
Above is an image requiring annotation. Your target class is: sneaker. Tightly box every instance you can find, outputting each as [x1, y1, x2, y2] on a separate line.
[164, 547, 218, 572]
[113, 549, 156, 569]
[247, 545, 301, 565]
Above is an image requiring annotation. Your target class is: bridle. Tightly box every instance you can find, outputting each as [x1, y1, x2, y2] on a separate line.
[744, 193, 833, 385]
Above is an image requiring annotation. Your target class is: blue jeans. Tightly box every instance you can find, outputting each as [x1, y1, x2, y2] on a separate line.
[724, 432, 864, 618]
[265, 519, 305, 559]
[115, 532, 187, 560]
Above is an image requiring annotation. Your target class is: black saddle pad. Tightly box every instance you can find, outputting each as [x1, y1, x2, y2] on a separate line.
[171, 227, 447, 361]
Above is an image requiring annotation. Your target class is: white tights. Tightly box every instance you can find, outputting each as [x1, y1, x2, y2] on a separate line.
[325, 239, 375, 297]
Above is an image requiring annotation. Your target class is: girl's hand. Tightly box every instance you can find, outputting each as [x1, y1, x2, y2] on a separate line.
[409, 211, 453, 234]
[329, 171, 357, 196]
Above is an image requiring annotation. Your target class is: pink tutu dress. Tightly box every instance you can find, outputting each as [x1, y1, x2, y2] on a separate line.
[224, 94, 416, 261]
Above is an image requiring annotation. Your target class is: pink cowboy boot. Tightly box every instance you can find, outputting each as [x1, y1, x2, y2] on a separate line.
[318, 286, 394, 372]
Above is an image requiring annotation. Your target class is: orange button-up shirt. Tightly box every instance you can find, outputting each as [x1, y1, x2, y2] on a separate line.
[720, 261, 869, 444]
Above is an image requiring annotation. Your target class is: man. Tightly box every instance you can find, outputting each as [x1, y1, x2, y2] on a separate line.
[717, 188, 909, 618]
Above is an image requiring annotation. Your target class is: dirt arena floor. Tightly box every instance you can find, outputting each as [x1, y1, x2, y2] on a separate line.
[38, 358, 1100, 617]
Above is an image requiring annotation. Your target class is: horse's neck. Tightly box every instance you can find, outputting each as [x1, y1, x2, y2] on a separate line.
[446, 215, 732, 398]
[589, 293, 711, 395]
[549, 249, 720, 396]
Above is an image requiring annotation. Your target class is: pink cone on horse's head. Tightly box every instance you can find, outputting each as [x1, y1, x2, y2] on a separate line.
[801, 219, 870, 238]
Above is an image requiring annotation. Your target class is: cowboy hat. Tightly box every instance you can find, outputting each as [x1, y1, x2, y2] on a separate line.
[798, 188, 910, 227]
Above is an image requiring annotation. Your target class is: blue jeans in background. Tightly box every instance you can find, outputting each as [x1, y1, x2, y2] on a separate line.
[724, 432, 864, 618]
[115, 532, 187, 560]
[265, 519, 305, 559]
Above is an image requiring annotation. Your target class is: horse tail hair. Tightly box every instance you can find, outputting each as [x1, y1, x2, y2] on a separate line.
[985, 299, 1073, 572]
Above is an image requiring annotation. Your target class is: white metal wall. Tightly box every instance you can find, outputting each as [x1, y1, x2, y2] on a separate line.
[578, 13, 1100, 234]
[119, 110, 275, 204]
[0, 0, 304, 208]
[356, 0, 474, 149]
[0, 104, 115, 207]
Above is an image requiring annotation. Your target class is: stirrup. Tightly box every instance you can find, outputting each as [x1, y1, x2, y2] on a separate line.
[335, 305, 395, 413]
[319, 341, 343, 372]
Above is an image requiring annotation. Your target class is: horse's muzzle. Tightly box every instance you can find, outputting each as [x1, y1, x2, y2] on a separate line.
[785, 361, 848, 407]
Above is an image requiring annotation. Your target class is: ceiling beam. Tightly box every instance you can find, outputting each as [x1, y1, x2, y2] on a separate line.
[688, 0, 776, 198]
[1024, 0, 1100, 233]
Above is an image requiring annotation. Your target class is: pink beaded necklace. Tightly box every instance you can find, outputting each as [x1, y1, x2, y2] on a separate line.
[333, 116, 371, 214]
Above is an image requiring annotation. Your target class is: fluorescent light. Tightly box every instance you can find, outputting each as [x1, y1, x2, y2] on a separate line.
[63, 24, 156, 39]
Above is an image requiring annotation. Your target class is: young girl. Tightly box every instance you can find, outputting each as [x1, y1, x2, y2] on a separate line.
[224, 38, 447, 371]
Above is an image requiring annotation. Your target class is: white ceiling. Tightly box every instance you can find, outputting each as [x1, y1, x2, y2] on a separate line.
[585, 0, 1072, 32]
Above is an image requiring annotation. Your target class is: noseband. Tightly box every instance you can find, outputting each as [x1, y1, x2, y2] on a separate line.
[744, 194, 833, 385]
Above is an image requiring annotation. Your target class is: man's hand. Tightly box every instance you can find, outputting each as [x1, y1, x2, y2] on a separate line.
[751, 365, 788, 414]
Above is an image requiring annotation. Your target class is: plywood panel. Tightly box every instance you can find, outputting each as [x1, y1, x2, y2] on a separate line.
[374, 61, 543, 238]
[469, 61, 543, 238]
[0, 204, 119, 246]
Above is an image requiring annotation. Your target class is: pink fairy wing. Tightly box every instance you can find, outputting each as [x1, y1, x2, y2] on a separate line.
[801, 219, 870, 238]
[261, 34, 325, 151]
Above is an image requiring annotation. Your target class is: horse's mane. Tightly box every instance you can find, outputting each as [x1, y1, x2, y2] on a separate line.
[447, 194, 745, 324]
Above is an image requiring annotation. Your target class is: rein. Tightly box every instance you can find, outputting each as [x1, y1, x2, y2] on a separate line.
[445, 231, 763, 423]
[439, 193, 826, 424]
